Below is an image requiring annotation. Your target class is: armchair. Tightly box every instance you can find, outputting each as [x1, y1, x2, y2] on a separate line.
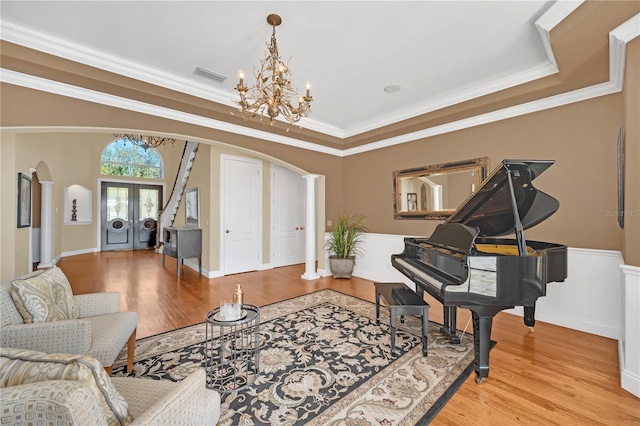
[0, 347, 221, 425]
[0, 268, 138, 374]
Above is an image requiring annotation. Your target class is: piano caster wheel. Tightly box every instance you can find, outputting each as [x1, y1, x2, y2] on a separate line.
[528, 326, 535, 333]
[475, 376, 487, 384]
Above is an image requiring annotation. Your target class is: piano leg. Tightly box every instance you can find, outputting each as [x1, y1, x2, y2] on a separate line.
[467, 306, 503, 384]
[524, 303, 536, 331]
[441, 305, 461, 344]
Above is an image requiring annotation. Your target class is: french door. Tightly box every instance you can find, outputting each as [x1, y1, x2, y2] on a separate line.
[100, 182, 163, 251]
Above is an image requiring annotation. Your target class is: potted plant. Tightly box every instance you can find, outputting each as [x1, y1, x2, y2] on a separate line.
[325, 213, 367, 278]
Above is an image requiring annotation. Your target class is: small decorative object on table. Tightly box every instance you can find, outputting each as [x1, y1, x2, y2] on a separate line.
[233, 284, 244, 305]
[71, 199, 77, 221]
[217, 301, 242, 321]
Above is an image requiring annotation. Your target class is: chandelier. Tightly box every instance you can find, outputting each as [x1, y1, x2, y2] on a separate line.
[235, 14, 313, 127]
[115, 134, 176, 150]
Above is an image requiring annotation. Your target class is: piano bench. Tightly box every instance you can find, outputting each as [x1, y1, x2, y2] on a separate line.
[374, 282, 430, 357]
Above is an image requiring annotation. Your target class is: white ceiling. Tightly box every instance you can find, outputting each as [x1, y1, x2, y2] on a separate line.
[1, 1, 570, 138]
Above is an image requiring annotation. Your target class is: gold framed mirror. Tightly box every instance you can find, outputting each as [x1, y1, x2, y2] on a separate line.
[393, 157, 489, 220]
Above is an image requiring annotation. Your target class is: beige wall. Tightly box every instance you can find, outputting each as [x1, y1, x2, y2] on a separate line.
[172, 143, 276, 272]
[1, 135, 18, 277]
[623, 37, 639, 266]
[0, 83, 345, 222]
[342, 94, 626, 252]
[0, 133, 185, 278]
[0, 84, 636, 280]
[1, 31, 639, 276]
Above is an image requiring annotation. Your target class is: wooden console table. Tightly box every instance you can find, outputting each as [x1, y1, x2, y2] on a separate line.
[162, 226, 202, 277]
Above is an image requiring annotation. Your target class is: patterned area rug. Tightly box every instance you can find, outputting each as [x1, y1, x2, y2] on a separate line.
[113, 289, 475, 425]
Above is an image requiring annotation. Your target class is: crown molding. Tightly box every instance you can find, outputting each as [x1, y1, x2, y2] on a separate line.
[535, 0, 584, 69]
[0, 20, 346, 139]
[0, 21, 233, 106]
[609, 14, 640, 89]
[342, 81, 618, 156]
[336, 0, 584, 137]
[342, 12, 639, 156]
[1, 12, 637, 159]
[0, 68, 344, 157]
[0, 2, 581, 140]
[342, 60, 559, 138]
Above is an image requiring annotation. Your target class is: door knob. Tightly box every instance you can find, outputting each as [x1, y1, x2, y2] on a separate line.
[225, 229, 230, 233]
[300, 226, 305, 230]
[295, 227, 299, 230]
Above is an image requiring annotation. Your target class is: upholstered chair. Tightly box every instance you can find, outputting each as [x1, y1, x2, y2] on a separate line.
[0, 267, 138, 374]
[0, 347, 221, 426]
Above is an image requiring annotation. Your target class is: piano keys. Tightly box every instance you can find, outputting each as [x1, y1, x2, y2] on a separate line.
[391, 160, 567, 383]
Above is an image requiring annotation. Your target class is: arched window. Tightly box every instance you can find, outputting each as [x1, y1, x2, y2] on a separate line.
[101, 139, 164, 178]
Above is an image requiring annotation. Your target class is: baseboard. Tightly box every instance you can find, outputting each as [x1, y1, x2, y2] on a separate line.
[317, 268, 331, 277]
[258, 262, 273, 271]
[180, 259, 224, 278]
[619, 339, 640, 398]
[504, 306, 621, 339]
[60, 248, 98, 258]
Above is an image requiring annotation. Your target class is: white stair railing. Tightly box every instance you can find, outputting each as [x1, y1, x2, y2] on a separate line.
[156, 141, 199, 249]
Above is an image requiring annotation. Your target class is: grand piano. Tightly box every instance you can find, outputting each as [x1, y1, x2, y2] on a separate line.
[391, 159, 567, 383]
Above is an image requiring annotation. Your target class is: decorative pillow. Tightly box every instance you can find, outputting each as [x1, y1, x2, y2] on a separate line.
[9, 266, 80, 323]
[0, 347, 133, 426]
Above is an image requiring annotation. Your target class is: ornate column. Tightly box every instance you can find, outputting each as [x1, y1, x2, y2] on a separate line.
[301, 174, 319, 280]
[38, 181, 54, 268]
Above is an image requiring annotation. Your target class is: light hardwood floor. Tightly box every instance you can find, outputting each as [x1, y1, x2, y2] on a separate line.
[57, 250, 639, 425]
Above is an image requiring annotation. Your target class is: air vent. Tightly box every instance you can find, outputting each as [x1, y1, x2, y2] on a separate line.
[194, 66, 227, 83]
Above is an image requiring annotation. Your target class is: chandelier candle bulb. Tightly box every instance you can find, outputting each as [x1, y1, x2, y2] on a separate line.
[239, 71, 244, 86]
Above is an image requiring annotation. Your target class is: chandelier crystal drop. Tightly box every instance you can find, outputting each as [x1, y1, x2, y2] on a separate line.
[115, 134, 176, 150]
[235, 14, 313, 127]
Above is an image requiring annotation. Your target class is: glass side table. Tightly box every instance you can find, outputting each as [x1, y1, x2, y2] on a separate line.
[205, 304, 260, 392]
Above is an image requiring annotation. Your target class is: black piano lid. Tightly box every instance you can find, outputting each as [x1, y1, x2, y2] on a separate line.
[446, 160, 560, 237]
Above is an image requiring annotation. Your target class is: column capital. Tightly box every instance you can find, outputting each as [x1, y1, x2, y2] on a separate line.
[302, 174, 319, 181]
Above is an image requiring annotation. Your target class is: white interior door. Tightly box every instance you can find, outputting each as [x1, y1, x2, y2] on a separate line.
[295, 177, 307, 264]
[271, 165, 306, 268]
[223, 156, 261, 275]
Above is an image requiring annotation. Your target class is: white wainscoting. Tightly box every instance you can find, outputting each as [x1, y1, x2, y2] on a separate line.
[620, 265, 640, 398]
[332, 233, 626, 340]
[337, 232, 639, 396]
[505, 247, 625, 340]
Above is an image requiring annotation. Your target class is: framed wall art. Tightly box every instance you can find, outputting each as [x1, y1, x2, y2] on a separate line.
[617, 124, 625, 229]
[17, 172, 32, 228]
[185, 187, 199, 227]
